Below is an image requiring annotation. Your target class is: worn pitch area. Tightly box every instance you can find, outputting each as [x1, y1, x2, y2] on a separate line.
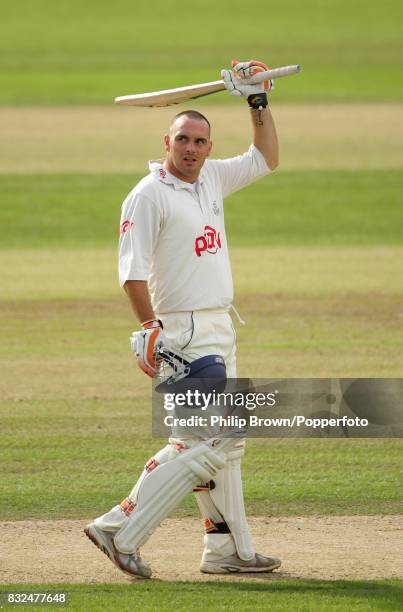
[1, 516, 402, 584]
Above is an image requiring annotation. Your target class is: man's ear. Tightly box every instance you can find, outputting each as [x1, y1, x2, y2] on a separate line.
[164, 134, 170, 152]
[207, 140, 213, 156]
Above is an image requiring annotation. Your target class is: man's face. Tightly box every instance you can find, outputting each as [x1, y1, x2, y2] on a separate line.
[164, 115, 212, 183]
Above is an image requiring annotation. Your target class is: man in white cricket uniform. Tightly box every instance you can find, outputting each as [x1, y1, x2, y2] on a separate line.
[85, 60, 281, 578]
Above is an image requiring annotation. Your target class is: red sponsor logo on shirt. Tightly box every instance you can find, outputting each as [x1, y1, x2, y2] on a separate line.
[195, 225, 222, 257]
[159, 168, 167, 179]
[120, 220, 133, 235]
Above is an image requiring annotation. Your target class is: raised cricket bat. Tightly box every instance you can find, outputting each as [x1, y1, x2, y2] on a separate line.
[114, 64, 301, 107]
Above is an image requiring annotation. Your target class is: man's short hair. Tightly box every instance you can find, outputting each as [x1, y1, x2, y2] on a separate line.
[170, 110, 211, 134]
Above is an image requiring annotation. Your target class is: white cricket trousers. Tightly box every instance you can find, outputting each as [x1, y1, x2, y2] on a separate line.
[94, 309, 254, 561]
[159, 308, 237, 377]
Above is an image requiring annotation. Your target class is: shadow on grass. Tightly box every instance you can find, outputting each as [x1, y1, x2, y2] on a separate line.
[1, 580, 402, 611]
[211, 579, 403, 604]
[136, 579, 402, 607]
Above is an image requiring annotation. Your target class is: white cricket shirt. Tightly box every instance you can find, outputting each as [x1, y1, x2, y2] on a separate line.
[119, 145, 270, 314]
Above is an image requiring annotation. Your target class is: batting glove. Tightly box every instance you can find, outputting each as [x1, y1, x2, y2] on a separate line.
[130, 319, 165, 378]
[221, 59, 273, 109]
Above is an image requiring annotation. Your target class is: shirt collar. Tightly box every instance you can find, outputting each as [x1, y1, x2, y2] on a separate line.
[149, 160, 205, 190]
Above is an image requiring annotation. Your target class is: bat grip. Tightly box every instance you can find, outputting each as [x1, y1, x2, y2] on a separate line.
[248, 64, 301, 84]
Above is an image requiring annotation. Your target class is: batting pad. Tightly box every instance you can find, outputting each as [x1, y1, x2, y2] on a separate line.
[210, 441, 255, 560]
[114, 440, 229, 553]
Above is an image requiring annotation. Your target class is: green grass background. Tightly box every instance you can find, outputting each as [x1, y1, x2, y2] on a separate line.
[1, 581, 403, 611]
[1, 1, 403, 608]
[1, 170, 403, 248]
[0, 0, 403, 104]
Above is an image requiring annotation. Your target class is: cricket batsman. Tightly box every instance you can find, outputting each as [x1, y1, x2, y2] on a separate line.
[85, 60, 281, 578]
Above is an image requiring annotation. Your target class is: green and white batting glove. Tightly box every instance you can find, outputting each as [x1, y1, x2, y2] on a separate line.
[221, 59, 273, 109]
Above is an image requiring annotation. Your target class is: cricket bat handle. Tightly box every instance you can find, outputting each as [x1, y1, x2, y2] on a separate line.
[247, 64, 301, 83]
[212, 64, 301, 91]
[204, 64, 302, 95]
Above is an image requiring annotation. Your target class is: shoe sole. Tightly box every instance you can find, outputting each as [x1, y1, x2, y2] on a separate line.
[200, 560, 281, 574]
[84, 526, 151, 579]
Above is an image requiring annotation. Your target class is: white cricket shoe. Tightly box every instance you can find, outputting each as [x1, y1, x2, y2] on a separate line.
[200, 552, 281, 574]
[84, 522, 152, 579]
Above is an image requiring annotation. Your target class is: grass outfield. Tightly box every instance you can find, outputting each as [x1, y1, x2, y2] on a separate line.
[2, 104, 403, 174]
[1, 397, 402, 520]
[1, 170, 403, 249]
[1, 581, 403, 611]
[1, 1, 403, 104]
[1, 244, 402, 520]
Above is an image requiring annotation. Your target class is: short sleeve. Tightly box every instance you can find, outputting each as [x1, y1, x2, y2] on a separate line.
[118, 191, 161, 286]
[208, 144, 271, 198]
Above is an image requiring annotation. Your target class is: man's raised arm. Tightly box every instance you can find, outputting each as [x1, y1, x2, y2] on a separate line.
[221, 59, 279, 170]
[250, 106, 279, 170]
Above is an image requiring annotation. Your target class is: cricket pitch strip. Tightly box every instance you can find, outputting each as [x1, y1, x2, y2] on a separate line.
[1, 516, 402, 583]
